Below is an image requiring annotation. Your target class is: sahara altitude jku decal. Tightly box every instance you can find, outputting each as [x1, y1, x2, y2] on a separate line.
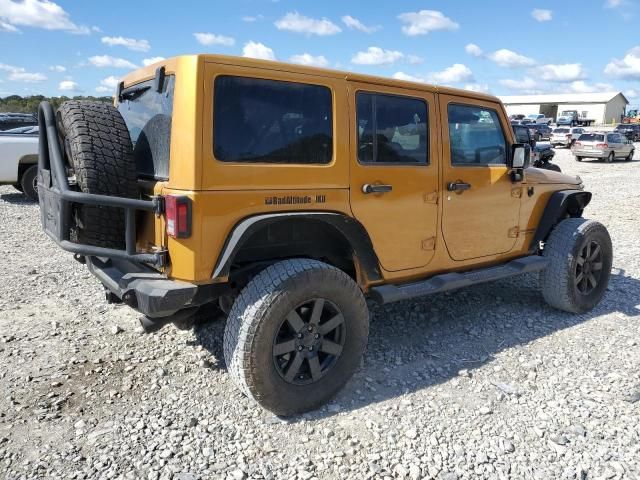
[264, 194, 326, 206]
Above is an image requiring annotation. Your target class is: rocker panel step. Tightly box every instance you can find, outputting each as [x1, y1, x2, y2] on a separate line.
[370, 255, 549, 305]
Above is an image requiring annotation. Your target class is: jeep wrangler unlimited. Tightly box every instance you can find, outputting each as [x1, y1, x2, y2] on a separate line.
[37, 55, 612, 415]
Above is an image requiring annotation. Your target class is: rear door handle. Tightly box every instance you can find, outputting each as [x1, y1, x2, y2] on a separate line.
[447, 181, 471, 192]
[362, 184, 393, 194]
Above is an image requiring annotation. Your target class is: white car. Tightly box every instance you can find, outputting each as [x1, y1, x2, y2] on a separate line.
[550, 127, 586, 148]
[526, 113, 553, 125]
[0, 129, 40, 200]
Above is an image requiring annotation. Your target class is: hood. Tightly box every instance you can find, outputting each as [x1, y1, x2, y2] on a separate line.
[526, 167, 583, 186]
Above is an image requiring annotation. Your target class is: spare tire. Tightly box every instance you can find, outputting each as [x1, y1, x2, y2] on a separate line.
[57, 101, 138, 249]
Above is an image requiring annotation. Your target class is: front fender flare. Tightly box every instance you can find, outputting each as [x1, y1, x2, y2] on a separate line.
[530, 190, 592, 250]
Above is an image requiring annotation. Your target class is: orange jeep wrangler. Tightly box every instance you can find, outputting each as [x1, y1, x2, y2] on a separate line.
[37, 55, 612, 415]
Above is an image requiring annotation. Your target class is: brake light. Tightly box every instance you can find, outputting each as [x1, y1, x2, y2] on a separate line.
[165, 195, 192, 238]
[574, 142, 582, 147]
[596, 143, 608, 149]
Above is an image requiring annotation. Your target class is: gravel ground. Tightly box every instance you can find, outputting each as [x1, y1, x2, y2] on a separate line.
[1, 147, 639, 480]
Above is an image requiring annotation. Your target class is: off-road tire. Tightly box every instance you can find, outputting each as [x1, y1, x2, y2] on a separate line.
[223, 259, 369, 415]
[20, 164, 39, 201]
[540, 218, 612, 314]
[57, 101, 138, 248]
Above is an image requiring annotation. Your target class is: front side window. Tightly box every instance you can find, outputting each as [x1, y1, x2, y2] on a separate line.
[447, 104, 507, 166]
[356, 92, 428, 165]
[214, 76, 333, 164]
[118, 75, 175, 180]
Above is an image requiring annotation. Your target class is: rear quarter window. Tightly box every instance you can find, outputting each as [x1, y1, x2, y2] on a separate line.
[213, 76, 333, 164]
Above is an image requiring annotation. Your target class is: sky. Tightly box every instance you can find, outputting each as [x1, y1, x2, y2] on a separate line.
[1, 0, 639, 105]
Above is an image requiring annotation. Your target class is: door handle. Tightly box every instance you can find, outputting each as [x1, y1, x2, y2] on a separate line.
[362, 184, 393, 194]
[447, 181, 471, 192]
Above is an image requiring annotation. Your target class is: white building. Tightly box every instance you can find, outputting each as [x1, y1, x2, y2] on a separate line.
[499, 92, 629, 125]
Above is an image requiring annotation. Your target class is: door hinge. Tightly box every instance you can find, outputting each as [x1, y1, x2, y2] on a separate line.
[511, 187, 522, 198]
[424, 191, 439, 204]
[422, 237, 436, 251]
[508, 227, 520, 238]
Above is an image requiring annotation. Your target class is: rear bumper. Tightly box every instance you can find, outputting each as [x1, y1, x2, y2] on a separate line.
[572, 148, 606, 158]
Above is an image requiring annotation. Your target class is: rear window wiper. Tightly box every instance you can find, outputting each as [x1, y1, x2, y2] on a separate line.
[119, 85, 151, 101]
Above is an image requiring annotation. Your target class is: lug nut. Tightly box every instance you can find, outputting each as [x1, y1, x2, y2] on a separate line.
[297, 333, 303, 339]
[308, 326, 313, 332]
[314, 333, 320, 339]
[308, 346, 313, 351]
[298, 346, 304, 351]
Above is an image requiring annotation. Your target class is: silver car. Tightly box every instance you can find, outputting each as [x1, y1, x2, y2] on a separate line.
[572, 132, 635, 162]
[550, 127, 585, 147]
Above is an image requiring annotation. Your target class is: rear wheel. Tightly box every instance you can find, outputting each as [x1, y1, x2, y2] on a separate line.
[223, 259, 369, 415]
[20, 164, 39, 201]
[540, 218, 612, 313]
[575, 156, 583, 162]
[626, 150, 634, 161]
[57, 101, 138, 248]
[606, 151, 615, 163]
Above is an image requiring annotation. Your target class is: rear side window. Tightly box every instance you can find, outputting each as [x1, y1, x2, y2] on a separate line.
[356, 92, 428, 165]
[447, 104, 507, 166]
[118, 75, 175, 180]
[213, 76, 333, 164]
[579, 134, 604, 142]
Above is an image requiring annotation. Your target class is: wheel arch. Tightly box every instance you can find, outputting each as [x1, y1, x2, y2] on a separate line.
[530, 189, 592, 250]
[212, 212, 383, 286]
[17, 154, 38, 179]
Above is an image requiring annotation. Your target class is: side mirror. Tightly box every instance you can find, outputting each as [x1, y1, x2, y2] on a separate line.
[511, 143, 531, 170]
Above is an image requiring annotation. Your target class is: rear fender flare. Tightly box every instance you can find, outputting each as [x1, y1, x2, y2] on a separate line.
[530, 190, 592, 250]
[212, 212, 382, 283]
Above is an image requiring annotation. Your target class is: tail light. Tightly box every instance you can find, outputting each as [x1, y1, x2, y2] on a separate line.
[164, 195, 192, 238]
[596, 143, 609, 149]
[574, 142, 582, 147]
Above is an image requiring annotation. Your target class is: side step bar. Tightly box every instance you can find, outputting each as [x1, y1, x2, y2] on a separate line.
[370, 255, 549, 305]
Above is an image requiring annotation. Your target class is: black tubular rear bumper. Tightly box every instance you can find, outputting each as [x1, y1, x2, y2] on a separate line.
[37, 101, 164, 266]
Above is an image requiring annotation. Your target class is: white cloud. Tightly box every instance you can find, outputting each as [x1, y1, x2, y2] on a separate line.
[49, 65, 66, 72]
[341, 15, 380, 33]
[88, 55, 137, 69]
[465, 43, 483, 57]
[605, 0, 623, 7]
[193, 32, 235, 46]
[100, 75, 120, 88]
[407, 55, 424, 64]
[242, 15, 263, 22]
[352, 47, 404, 65]
[101, 36, 150, 52]
[59, 79, 80, 91]
[531, 9, 553, 22]
[625, 89, 639, 99]
[464, 83, 490, 93]
[539, 63, 586, 81]
[242, 41, 276, 61]
[604, 46, 640, 79]
[568, 80, 614, 93]
[0, 0, 89, 34]
[95, 86, 111, 93]
[429, 64, 473, 84]
[142, 57, 165, 67]
[488, 49, 536, 67]
[289, 53, 329, 68]
[499, 77, 540, 91]
[275, 12, 341, 36]
[0, 63, 47, 82]
[0, 19, 19, 32]
[392, 72, 425, 83]
[398, 10, 459, 36]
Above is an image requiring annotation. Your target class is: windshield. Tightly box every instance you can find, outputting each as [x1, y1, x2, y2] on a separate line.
[117, 75, 175, 180]
[560, 111, 575, 116]
[579, 133, 604, 142]
[527, 114, 539, 119]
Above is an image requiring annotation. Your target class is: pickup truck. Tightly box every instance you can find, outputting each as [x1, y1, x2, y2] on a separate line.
[556, 110, 595, 127]
[525, 113, 553, 125]
[0, 128, 39, 200]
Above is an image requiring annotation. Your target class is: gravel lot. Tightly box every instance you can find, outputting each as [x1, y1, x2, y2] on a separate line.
[1, 147, 639, 480]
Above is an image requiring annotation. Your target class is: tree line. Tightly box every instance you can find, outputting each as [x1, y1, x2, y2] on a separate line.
[0, 95, 113, 114]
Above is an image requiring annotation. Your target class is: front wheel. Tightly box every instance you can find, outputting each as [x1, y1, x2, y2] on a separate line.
[540, 218, 612, 313]
[626, 150, 634, 161]
[223, 259, 369, 415]
[606, 152, 615, 163]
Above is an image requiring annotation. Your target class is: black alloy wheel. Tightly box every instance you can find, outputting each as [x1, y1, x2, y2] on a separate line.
[273, 298, 346, 385]
[574, 240, 604, 295]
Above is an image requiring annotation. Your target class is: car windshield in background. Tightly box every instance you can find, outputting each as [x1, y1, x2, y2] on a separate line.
[554, 128, 569, 133]
[527, 114, 538, 118]
[578, 134, 604, 142]
[117, 75, 175, 180]
[560, 111, 574, 116]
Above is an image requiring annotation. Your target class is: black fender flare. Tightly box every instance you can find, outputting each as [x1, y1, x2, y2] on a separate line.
[530, 190, 592, 250]
[212, 212, 383, 283]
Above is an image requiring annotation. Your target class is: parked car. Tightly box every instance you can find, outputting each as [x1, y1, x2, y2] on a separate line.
[556, 110, 595, 127]
[1, 126, 39, 134]
[0, 112, 38, 131]
[551, 127, 585, 148]
[37, 54, 611, 415]
[614, 123, 640, 142]
[572, 132, 635, 162]
[526, 113, 553, 125]
[529, 123, 552, 141]
[0, 128, 39, 199]
[512, 124, 559, 171]
[509, 114, 525, 121]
